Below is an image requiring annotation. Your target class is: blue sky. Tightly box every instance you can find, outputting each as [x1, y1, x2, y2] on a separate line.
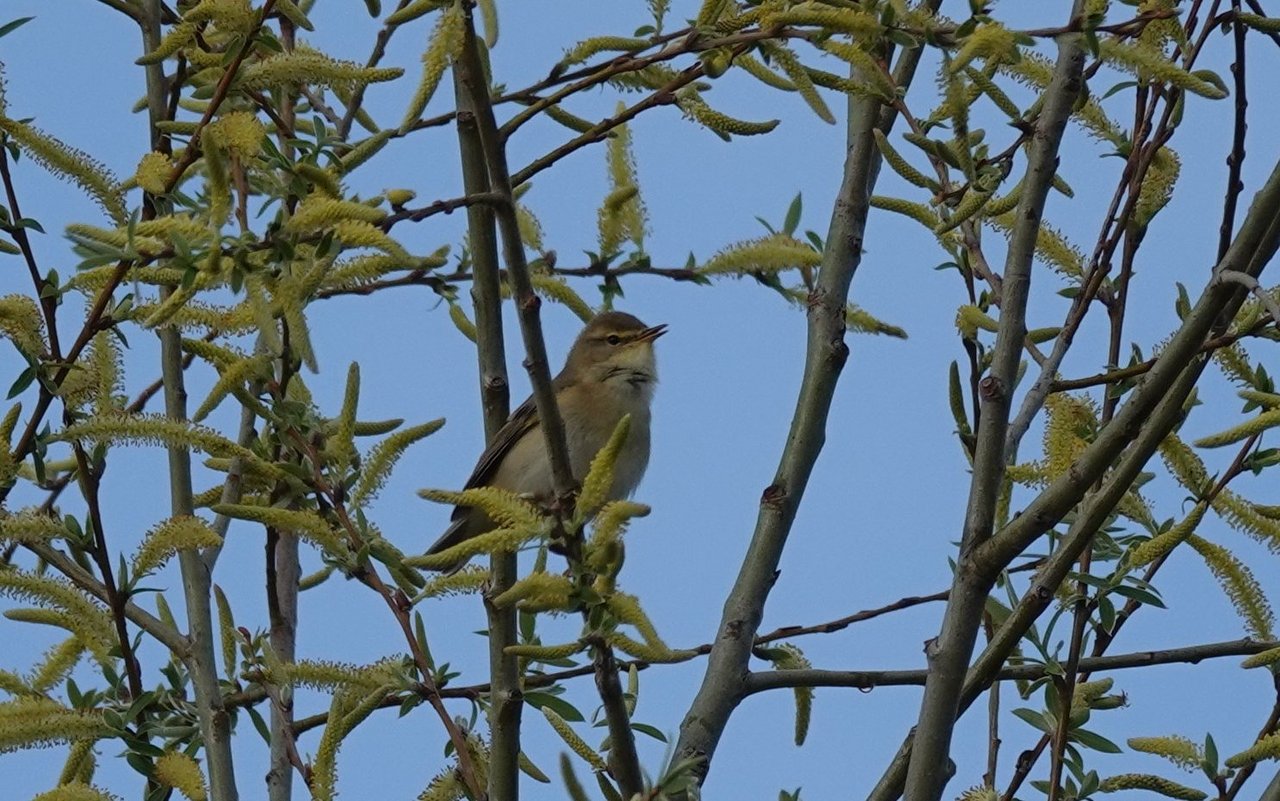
[2, 2, 1279, 799]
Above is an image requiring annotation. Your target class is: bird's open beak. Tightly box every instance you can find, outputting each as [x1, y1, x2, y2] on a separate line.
[638, 323, 668, 342]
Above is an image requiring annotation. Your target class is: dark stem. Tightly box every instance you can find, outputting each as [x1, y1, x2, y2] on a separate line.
[451, 7, 520, 798]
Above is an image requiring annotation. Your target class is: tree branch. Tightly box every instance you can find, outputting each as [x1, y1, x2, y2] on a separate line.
[593, 641, 644, 798]
[744, 638, 1278, 692]
[21, 539, 189, 657]
[139, 4, 280, 800]
[452, 6, 520, 798]
[455, 4, 573, 494]
[903, 13, 1086, 799]
[669, 20, 939, 789]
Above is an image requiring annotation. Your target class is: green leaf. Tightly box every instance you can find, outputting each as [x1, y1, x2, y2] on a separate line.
[249, 701, 272, 737]
[524, 691, 584, 722]
[1110, 583, 1166, 608]
[1013, 707, 1053, 733]
[783, 193, 802, 236]
[1069, 727, 1122, 753]
[630, 722, 667, 742]
[1203, 732, 1219, 780]
[1100, 80, 1138, 100]
[0, 16, 34, 39]
[1191, 69, 1228, 97]
[7, 365, 36, 399]
[1097, 595, 1116, 633]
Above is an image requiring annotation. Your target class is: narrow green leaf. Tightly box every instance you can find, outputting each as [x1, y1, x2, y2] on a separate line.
[525, 691, 584, 722]
[0, 16, 34, 39]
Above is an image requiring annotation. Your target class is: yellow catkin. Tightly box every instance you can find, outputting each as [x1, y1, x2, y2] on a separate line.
[132, 516, 223, 576]
[1097, 774, 1206, 800]
[699, 233, 820, 275]
[1131, 503, 1206, 566]
[135, 152, 173, 194]
[401, 4, 463, 128]
[1127, 735, 1202, 770]
[1188, 534, 1276, 638]
[678, 94, 779, 137]
[1242, 645, 1280, 669]
[1226, 731, 1280, 768]
[154, 752, 208, 801]
[206, 111, 266, 157]
[540, 707, 608, 771]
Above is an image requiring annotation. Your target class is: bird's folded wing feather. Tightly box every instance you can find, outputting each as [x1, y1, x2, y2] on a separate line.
[449, 393, 541, 521]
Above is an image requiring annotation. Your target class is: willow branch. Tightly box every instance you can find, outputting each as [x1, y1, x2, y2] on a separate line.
[902, 14, 1086, 800]
[869, 352, 1207, 801]
[510, 81, 686, 188]
[452, 7, 520, 798]
[1007, 426, 1259, 800]
[1049, 319, 1274, 391]
[71, 442, 145, 700]
[336, 0, 413, 139]
[594, 642, 643, 798]
[455, 4, 572, 494]
[1218, 2, 1250, 261]
[981, 163, 1280, 573]
[745, 638, 1278, 692]
[264, 19, 302, 801]
[140, 4, 277, 800]
[867, 166, 1280, 797]
[669, 21, 942, 787]
[249, 584, 948, 736]
[22, 539, 189, 656]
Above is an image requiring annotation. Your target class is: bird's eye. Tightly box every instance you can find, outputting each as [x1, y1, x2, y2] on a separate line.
[606, 334, 622, 345]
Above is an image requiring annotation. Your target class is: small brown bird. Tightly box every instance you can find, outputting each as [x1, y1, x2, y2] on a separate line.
[426, 311, 666, 567]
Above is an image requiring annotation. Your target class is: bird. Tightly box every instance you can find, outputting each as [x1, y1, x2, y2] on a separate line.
[425, 311, 666, 568]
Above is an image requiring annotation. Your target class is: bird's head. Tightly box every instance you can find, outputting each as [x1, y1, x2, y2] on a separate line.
[563, 311, 667, 387]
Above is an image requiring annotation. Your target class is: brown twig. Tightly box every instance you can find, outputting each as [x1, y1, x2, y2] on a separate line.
[222, 587, 951, 734]
[456, 4, 574, 494]
[336, 0, 414, 139]
[280, 424, 485, 799]
[1049, 319, 1275, 391]
[744, 638, 1279, 693]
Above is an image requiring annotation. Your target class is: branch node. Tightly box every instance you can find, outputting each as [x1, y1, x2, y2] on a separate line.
[761, 483, 788, 509]
[979, 375, 1006, 402]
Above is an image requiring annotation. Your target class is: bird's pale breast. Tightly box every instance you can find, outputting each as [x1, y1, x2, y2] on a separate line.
[489, 380, 651, 501]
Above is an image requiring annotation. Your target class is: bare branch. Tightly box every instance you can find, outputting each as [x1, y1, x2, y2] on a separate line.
[744, 638, 1278, 693]
[139, 4, 282, 800]
[903, 13, 1087, 799]
[1217, 270, 1280, 325]
[455, 4, 573, 494]
[452, 7, 519, 798]
[669, 19, 941, 788]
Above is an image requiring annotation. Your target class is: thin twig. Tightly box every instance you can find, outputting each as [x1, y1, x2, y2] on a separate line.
[1049, 319, 1275, 391]
[336, 0, 413, 139]
[141, 5, 280, 800]
[21, 539, 188, 656]
[1217, 270, 1280, 325]
[744, 638, 1278, 692]
[1004, 430, 1260, 801]
[239, 588, 951, 735]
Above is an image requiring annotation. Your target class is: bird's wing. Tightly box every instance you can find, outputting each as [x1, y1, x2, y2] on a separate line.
[428, 388, 558, 563]
[451, 393, 541, 517]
